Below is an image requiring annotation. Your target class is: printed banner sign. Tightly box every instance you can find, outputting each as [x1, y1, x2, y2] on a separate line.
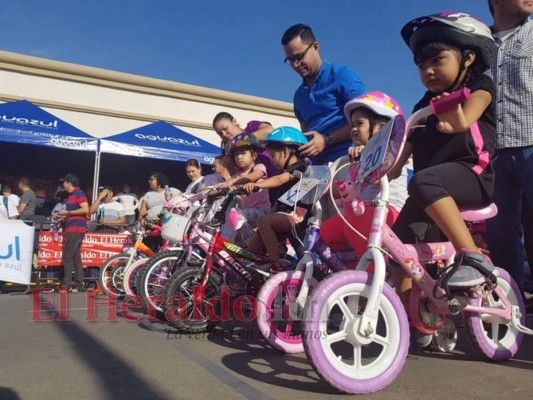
[0, 221, 35, 285]
[37, 232, 134, 267]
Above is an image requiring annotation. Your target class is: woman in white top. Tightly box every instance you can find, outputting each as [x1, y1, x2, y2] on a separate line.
[184, 159, 204, 194]
[139, 172, 181, 250]
[139, 172, 181, 224]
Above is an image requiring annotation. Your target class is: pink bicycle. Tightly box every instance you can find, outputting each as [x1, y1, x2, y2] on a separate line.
[302, 89, 533, 394]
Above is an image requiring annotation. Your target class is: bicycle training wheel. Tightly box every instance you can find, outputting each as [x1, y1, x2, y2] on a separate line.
[256, 270, 318, 354]
[464, 267, 525, 361]
[302, 270, 409, 394]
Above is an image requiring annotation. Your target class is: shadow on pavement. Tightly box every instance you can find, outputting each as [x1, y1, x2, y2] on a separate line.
[205, 321, 338, 395]
[46, 310, 171, 400]
[0, 388, 21, 400]
[407, 320, 533, 371]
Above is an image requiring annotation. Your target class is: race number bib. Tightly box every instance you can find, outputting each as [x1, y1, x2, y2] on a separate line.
[278, 178, 318, 207]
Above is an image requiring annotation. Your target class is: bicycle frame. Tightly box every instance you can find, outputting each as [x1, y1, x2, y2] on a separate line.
[354, 95, 533, 338]
[188, 222, 273, 302]
[290, 201, 355, 319]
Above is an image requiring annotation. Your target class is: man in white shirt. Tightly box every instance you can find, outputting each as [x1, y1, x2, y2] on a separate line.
[0, 193, 19, 220]
[2, 184, 20, 207]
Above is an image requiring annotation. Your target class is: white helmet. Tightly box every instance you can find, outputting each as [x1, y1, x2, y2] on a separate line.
[401, 12, 495, 71]
[344, 91, 403, 122]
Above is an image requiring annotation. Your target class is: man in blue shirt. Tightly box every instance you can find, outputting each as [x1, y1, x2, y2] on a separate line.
[281, 23, 366, 165]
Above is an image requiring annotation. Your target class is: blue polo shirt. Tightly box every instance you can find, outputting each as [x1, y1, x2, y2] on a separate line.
[294, 60, 366, 165]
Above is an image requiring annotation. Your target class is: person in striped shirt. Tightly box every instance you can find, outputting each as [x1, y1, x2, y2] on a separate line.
[56, 173, 89, 292]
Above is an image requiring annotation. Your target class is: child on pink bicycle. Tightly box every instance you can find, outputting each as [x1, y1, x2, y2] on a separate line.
[216, 133, 271, 245]
[389, 12, 497, 307]
[320, 91, 407, 262]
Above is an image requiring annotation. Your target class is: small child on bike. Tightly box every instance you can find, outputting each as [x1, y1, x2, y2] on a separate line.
[216, 133, 271, 245]
[243, 127, 309, 272]
[320, 92, 407, 261]
[388, 12, 497, 306]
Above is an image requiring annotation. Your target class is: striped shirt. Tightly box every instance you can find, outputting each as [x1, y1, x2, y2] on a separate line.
[488, 18, 533, 149]
[65, 187, 88, 233]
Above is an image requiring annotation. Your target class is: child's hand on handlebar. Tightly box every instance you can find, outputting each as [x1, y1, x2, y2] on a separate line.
[216, 181, 230, 191]
[432, 92, 468, 134]
[242, 182, 258, 194]
[348, 145, 365, 161]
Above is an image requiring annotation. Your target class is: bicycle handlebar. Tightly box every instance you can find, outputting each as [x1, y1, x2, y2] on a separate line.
[430, 88, 471, 115]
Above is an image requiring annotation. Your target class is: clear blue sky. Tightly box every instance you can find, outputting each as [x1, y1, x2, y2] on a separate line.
[0, 0, 492, 114]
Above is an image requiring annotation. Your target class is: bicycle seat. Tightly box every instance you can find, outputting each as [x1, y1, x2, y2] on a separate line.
[460, 203, 498, 222]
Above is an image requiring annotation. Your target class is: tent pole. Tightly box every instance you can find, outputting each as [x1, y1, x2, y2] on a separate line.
[92, 141, 101, 204]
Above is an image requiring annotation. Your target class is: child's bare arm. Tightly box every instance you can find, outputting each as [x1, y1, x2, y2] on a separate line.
[435, 89, 492, 134]
[256, 172, 291, 189]
[232, 169, 265, 186]
[243, 172, 291, 193]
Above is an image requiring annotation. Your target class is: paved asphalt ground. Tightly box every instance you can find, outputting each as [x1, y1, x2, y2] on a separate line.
[0, 289, 532, 400]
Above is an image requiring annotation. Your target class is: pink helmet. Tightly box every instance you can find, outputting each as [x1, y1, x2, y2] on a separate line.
[344, 91, 403, 122]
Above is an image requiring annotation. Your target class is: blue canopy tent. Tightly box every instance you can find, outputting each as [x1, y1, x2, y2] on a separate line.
[0, 99, 99, 199]
[96, 120, 220, 190]
[0, 99, 98, 151]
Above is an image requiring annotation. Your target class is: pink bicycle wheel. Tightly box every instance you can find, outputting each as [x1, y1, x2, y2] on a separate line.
[303, 270, 409, 394]
[256, 271, 318, 354]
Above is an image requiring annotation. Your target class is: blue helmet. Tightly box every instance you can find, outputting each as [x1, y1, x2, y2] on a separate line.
[263, 126, 308, 149]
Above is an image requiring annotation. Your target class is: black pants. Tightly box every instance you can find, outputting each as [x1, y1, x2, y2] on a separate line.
[393, 162, 491, 244]
[62, 232, 85, 286]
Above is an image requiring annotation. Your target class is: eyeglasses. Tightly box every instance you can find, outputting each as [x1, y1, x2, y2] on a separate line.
[284, 42, 315, 65]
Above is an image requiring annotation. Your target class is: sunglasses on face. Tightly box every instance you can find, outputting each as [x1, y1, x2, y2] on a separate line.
[284, 42, 315, 65]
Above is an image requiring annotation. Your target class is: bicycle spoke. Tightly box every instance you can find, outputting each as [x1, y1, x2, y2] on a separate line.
[337, 296, 356, 321]
[353, 345, 363, 369]
[325, 330, 347, 345]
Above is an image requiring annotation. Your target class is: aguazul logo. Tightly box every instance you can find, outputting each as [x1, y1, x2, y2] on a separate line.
[0, 236, 21, 261]
[134, 133, 201, 147]
[1, 114, 58, 129]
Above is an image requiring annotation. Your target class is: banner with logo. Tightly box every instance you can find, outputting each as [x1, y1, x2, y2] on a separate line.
[0, 221, 35, 285]
[0, 99, 98, 151]
[100, 120, 219, 164]
[37, 232, 134, 267]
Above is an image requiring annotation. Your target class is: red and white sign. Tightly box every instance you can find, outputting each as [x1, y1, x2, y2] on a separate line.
[37, 232, 134, 267]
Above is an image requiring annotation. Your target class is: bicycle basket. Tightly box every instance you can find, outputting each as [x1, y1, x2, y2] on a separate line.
[161, 213, 191, 242]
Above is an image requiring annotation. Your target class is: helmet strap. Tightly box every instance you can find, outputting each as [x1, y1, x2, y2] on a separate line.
[444, 50, 469, 93]
[283, 150, 296, 170]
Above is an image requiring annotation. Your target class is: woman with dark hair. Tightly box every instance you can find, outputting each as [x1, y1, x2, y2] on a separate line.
[212, 112, 274, 150]
[138, 172, 181, 226]
[212, 112, 281, 201]
[184, 159, 204, 194]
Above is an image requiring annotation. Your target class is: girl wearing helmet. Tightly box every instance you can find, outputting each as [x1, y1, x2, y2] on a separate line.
[242, 126, 309, 272]
[388, 12, 497, 306]
[215, 133, 271, 246]
[319, 92, 408, 263]
[212, 111, 282, 186]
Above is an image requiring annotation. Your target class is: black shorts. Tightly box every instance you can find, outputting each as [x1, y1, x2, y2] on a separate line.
[393, 162, 491, 244]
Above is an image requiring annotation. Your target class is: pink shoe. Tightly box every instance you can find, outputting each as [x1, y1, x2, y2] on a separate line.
[228, 208, 246, 230]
